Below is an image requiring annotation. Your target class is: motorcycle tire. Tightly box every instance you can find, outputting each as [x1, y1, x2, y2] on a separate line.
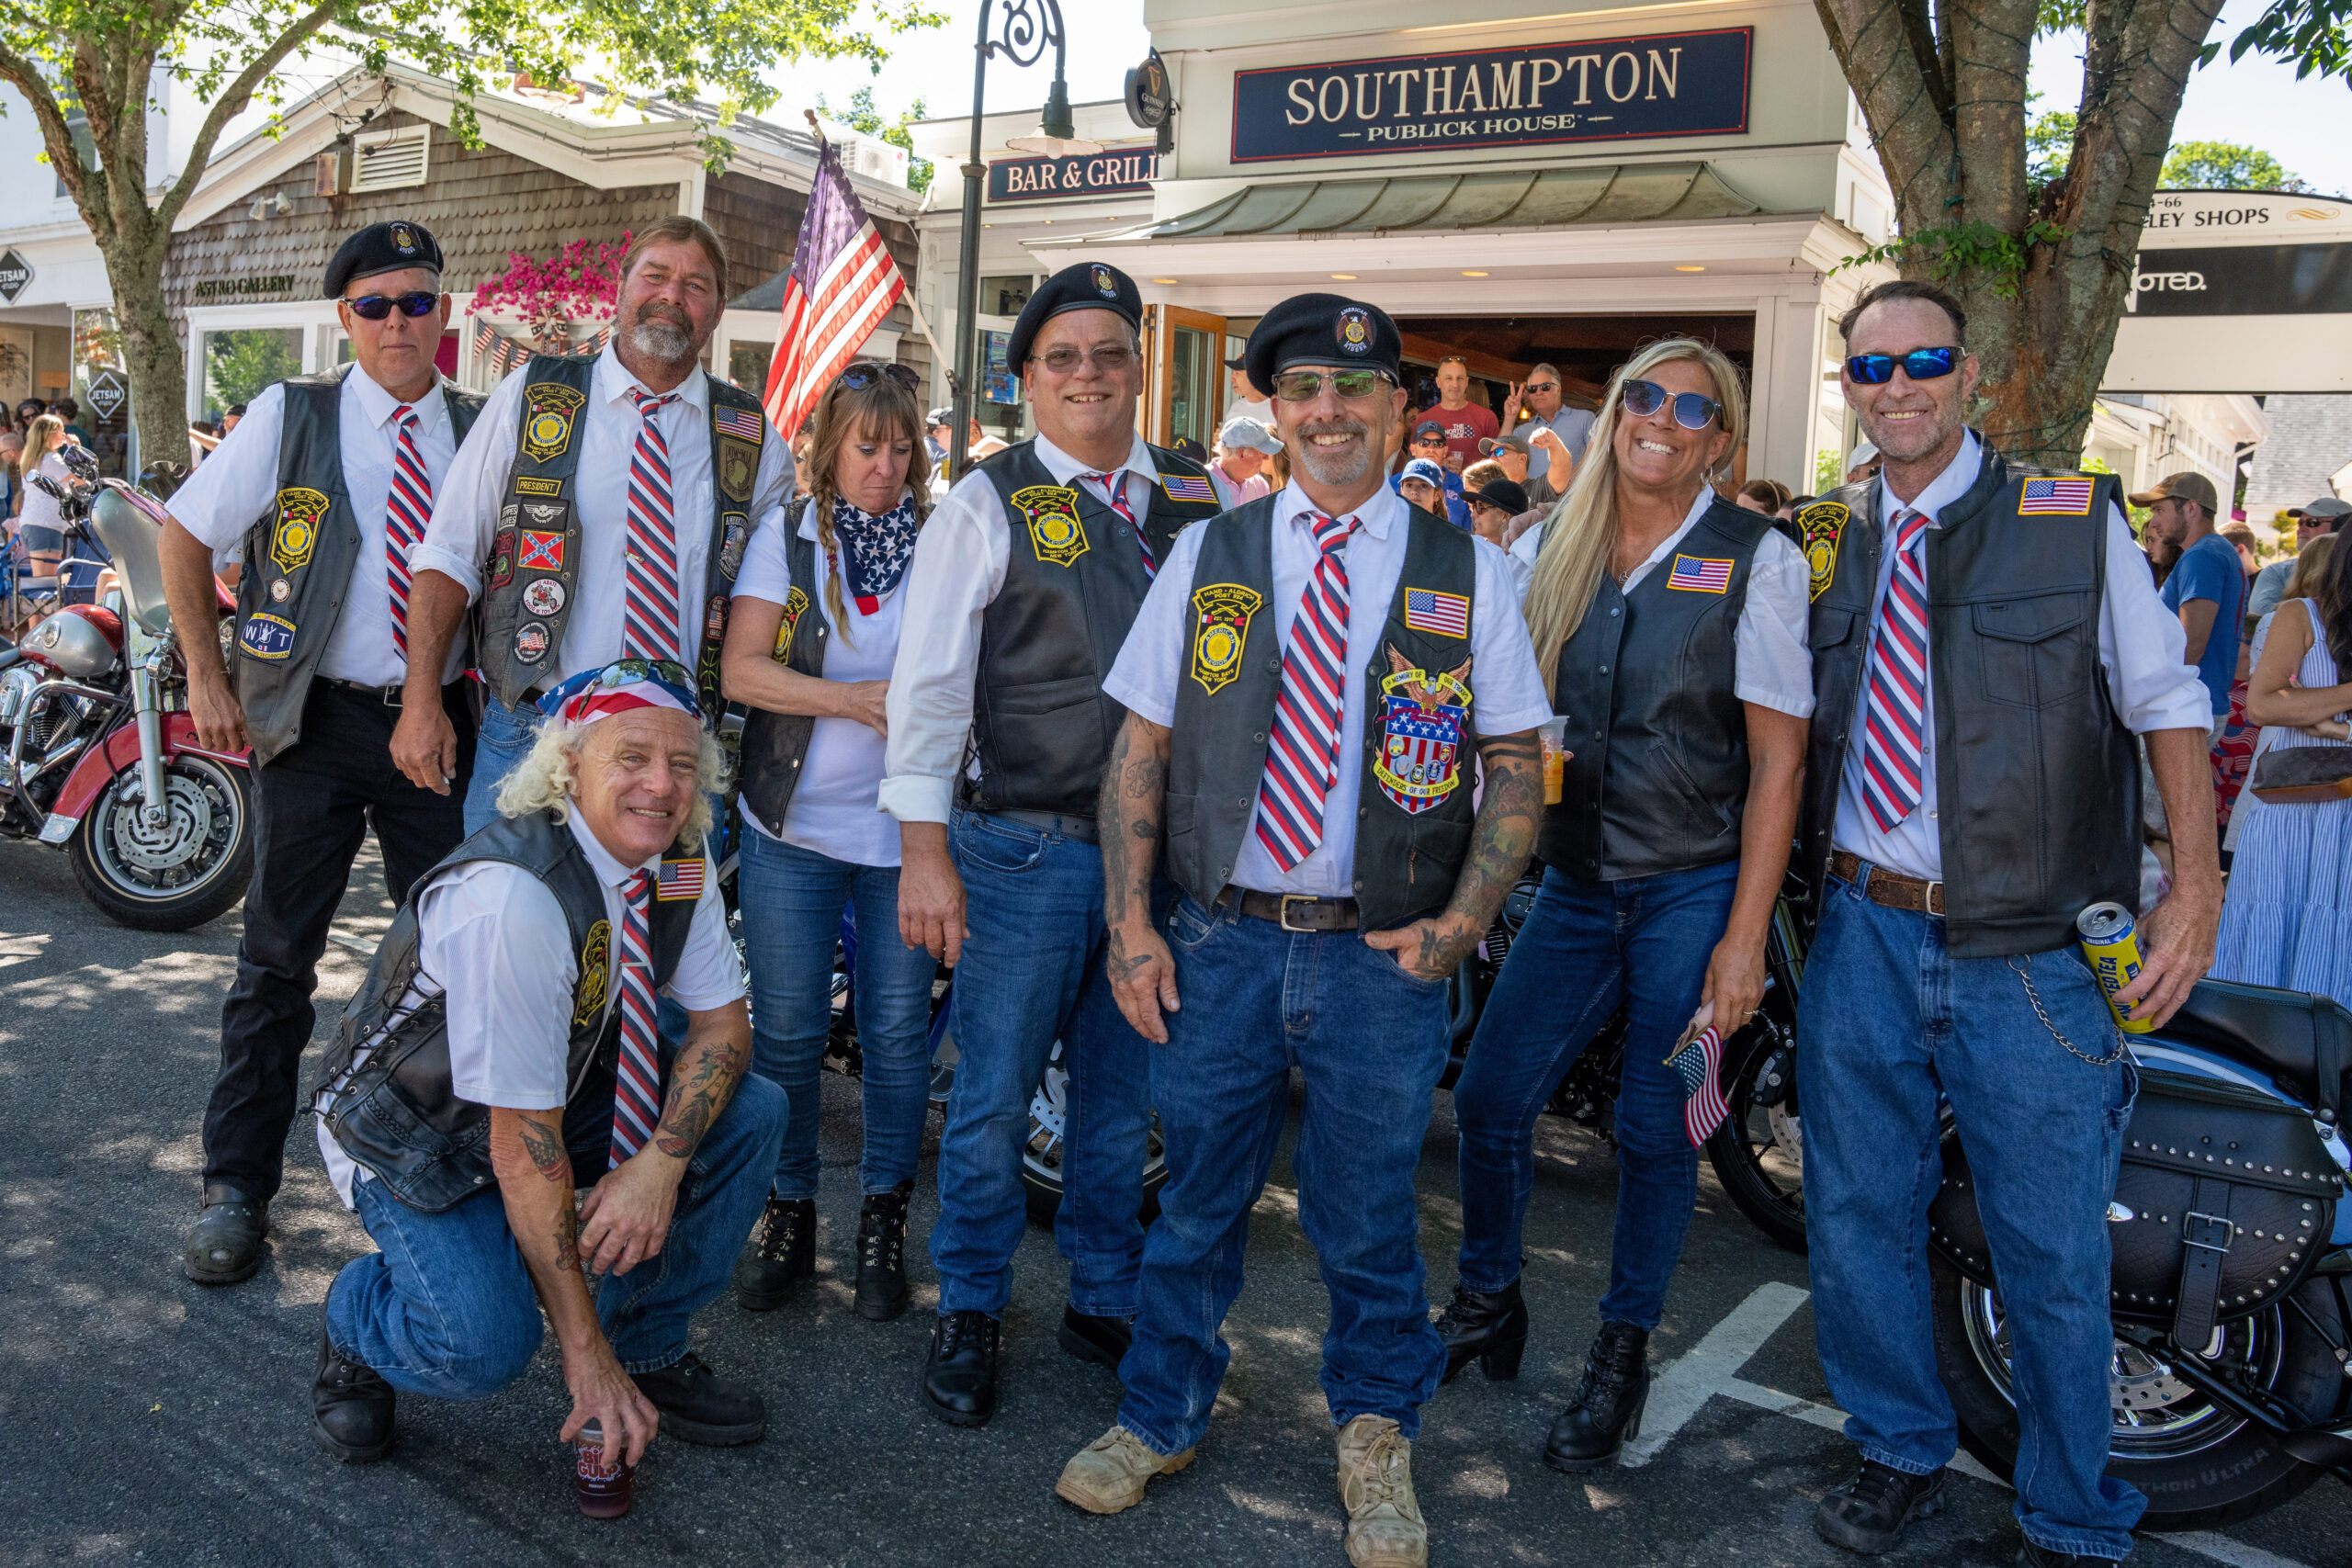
[1017, 1042, 1170, 1228]
[1703, 1021, 1808, 1254]
[68, 753, 253, 932]
[1930, 1252, 2350, 1531]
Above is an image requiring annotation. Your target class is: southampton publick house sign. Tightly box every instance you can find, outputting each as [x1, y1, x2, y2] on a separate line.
[1231, 28, 1753, 163]
[988, 146, 1163, 203]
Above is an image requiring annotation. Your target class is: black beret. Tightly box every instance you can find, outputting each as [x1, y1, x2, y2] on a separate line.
[323, 220, 445, 299]
[1007, 262, 1142, 370]
[1243, 293, 1402, 394]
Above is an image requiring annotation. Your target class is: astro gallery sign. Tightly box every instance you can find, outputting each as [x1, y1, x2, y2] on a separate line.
[1232, 28, 1752, 163]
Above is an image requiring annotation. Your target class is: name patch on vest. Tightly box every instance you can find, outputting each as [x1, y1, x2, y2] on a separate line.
[238, 612, 297, 661]
[522, 383, 586, 464]
[269, 487, 330, 575]
[1796, 501, 1849, 603]
[718, 513, 750, 581]
[1012, 485, 1089, 567]
[718, 438, 759, 504]
[1188, 583, 1262, 694]
[774, 586, 810, 660]
[514, 475, 563, 498]
[574, 919, 610, 1027]
[1666, 555, 1735, 594]
[1373, 648, 1472, 815]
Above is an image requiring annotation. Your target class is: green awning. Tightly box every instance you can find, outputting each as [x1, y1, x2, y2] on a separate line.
[1130, 162, 1763, 239]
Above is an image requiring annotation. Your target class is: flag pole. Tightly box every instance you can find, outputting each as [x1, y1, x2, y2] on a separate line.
[803, 110, 956, 387]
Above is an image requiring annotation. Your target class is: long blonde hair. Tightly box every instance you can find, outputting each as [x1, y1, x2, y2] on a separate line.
[1522, 339, 1748, 697]
[807, 365, 932, 646]
[23, 414, 67, 476]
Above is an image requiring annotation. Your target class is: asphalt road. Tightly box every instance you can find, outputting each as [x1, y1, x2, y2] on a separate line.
[0, 832, 2345, 1568]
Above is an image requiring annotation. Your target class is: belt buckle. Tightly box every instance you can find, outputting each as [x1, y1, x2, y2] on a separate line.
[379, 683, 402, 708]
[1278, 893, 1317, 932]
[2183, 1211, 2233, 1253]
[1923, 878, 1943, 916]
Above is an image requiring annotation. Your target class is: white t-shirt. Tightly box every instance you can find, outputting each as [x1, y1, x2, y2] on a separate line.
[731, 496, 908, 868]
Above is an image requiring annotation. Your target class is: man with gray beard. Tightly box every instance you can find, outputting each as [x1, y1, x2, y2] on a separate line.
[395, 216, 794, 829]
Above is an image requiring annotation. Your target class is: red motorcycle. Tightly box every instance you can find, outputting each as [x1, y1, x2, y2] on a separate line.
[1, 451, 253, 930]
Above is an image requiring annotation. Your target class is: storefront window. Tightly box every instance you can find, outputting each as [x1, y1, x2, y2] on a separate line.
[729, 341, 774, 393]
[1168, 322, 1218, 453]
[981, 275, 1033, 318]
[201, 327, 303, 420]
[72, 306, 127, 477]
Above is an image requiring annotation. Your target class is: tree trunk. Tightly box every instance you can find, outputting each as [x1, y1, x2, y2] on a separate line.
[104, 226, 189, 476]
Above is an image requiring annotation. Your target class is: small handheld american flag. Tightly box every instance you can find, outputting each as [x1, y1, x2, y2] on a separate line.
[1663, 1008, 1730, 1146]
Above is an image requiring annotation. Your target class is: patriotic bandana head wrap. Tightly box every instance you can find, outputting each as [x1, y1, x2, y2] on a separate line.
[536, 659, 705, 728]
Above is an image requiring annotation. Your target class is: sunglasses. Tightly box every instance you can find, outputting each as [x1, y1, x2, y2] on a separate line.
[1271, 368, 1395, 402]
[342, 291, 441, 321]
[1620, 378, 1721, 430]
[1030, 344, 1136, 376]
[835, 362, 922, 395]
[1524, 380, 1557, 393]
[1845, 346, 1959, 385]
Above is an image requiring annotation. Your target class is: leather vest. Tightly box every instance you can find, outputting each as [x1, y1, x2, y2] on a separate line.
[232, 367, 485, 767]
[1166, 497, 1481, 929]
[476, 355, 764, 716]
[968, 441, 1223, 818]
[313, 809, 699, 1213]
[737, 519, 827, 837]
[1796, 443, 2140, 958]
[1542, 498, 1768, 881]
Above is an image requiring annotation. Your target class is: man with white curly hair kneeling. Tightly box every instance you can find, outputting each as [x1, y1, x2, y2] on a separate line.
[307, 660, 782, 1474]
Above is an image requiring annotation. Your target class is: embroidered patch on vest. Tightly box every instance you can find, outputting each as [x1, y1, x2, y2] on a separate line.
[697, 595, 729, 701]
[1188, 582, 1262, 694]
[574, 919, 610, 1027]
[718, 437, 759, 503]
[238, 612, 297, 660]
[268, 578, 291, 603]
[522, 579, 566, 617]
[1161, 473, 1216, 504]
[657, 857, 706, 901]
[2020, 477, 2095, 515]
[1666, 555, 1734, 593]
[488, 524, 518, 590]
[1373, 648, 1473, 814]
[1012, 484, 1089, 567]
[519, 530, 565, 573]
[268, 487, 330, 575]
[1403, 587, 1470, 637]
[522, 383, 586, 464]
[514, 475, 563, 498]
[514, 621, 551, 664]
[1796, 501, 1849, 603]
[718, 514, 750, 580]
[775, 585, 810, 660]
[715, 406, 765, 443]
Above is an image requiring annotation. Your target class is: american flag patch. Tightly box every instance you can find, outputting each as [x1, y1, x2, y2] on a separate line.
[2019, 478, 2094, 515]
[1404, 587, 1470, 637]
[1665, 1025, 1730, 1147]
[1160, 473, 1216, 503]
[656, 858, 707, 901]
[714, 407, 766, 443]
[1667, 555, 1734, 593]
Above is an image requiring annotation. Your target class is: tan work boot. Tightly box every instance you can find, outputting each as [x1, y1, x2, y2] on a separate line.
[1054, 1425, 1196, 1514]
[1335, 1415, 1428, 1568]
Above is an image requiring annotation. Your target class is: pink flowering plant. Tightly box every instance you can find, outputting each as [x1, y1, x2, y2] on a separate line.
[469, 235, 630, 349]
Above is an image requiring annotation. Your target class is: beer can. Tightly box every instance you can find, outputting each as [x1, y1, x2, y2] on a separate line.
[574, 1420, 634, 1518]
[2076, 901, 2154, 1035]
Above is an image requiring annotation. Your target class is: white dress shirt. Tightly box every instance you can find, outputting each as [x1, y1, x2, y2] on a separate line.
[316, 808, 746, 1207]
[167, 369, 466, 687]
[879, 430, 1236, 825]
[1104, 479, 1555, 897]
[731, 495, 908, 867]
[413, 344, 795, 688]
[1830, 432, 2211, 882]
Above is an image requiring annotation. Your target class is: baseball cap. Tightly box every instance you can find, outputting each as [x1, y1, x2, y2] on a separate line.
[1411, 420, 1447, 444]
[1398, 458, 1447, 488]
[1223, 355, 1245, 370]
[926, 407, 955, 428]
[1478, 433, 1532, 457]
[1216, 415, 1283, 456]
[1849, 442, 1880, 468]
[1464, 477, 1530, 516]
[2129, 471, 2221, 513]
[2291, 497, 2351, 521]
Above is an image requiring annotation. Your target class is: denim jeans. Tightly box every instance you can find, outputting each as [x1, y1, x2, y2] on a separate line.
[929, 807, 1159, 1319]
[1453, 859, 1738, 1328]
[324, 1075, 784, 1395]
[462, 694, 538, 836]
[1798, 863, 2143, 1560]
[737, 829, 936, 1198]
[1117, 895, 1452, 1456]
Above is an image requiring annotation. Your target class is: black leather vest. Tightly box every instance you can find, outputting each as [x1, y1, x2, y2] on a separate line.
[1166, 497, 1481, 929]
[232, 367, 485, 767]
[968, 441, 1223, 818]
[476, 355, 765, 716]
[1796, 443, 2141, 957]
[737, 519, 828, 837]
[313, 809, 698, 1213]
[1542, 498, 1768, 881]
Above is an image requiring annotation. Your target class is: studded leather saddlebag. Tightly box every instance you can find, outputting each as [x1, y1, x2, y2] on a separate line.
[1928, 1068, 2343, 1347]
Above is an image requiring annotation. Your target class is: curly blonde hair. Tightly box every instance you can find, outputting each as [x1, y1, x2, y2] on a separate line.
[495, 712, 728, 847]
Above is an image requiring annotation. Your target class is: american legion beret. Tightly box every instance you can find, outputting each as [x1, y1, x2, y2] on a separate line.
[1006, 261, 1145, 369]
[1243, 293, 1404, 393]
[322, 219, 446, 299]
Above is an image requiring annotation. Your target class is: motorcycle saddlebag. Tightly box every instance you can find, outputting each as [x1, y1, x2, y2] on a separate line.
[1928, 1068, 2342, 1341]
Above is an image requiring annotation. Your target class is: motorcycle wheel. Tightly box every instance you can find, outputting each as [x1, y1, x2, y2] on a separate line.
[1018, 1038, 1170, 1227]
[1703, 1022, 1808, 1253]
[68, 754, 253, 932]
[1931, 1252, 2349, 1531]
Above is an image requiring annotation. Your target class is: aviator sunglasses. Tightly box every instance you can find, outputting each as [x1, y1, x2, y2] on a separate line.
[341, 291, 441, 321]
[1620, 378, 1722, 430]
[1272, 368, 1395, 401]
[1845, 346, 1959, 385]
[835, 361, 922, 395]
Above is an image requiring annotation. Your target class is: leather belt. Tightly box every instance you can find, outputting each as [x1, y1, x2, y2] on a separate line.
[1221, 886, 1361, 932]
[317, 676, 403, 706]
[1830, 850, 1945, 917]
[973, 807, 1100, 846]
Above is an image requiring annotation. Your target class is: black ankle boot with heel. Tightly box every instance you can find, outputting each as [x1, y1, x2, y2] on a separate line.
[854, 1180, 914, 1322]
[734, 1195, 816, 1312]
[1434, 1280, 1529, 1383]
[1544, 1320, 1650, 1472]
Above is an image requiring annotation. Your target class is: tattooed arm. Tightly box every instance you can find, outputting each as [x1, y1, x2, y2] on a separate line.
[577, 998, 752, 1276]
[1364, 729, 1543, 982]
[1099, 710, 1182, 1043]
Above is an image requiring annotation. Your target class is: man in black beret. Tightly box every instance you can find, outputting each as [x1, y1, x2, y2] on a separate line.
[156, 218, 488, 1286]
[880, 259, 1237, 1427]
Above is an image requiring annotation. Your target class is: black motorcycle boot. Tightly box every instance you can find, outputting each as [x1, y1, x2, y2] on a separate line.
[733, 1195, 816, 1312]
[1435, 1280, 1530, 1383]
[634, 1351, 767, 1445]
[924, 1310, 1001, 1427]
[853, 1181, 914, 1323]
[1543, 1320, 1650, 1472]
[1057, 1305, 1135, 1370]
[184, 1182, 269, 1285]
[1814, 1461, 1948, 1554]
[311, 1326, 396, 1463]
[2018, 1542, 2111, 1568]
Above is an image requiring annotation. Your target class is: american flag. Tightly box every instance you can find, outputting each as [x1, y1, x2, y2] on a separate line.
[2019, 478, 2095, 515]
[762, 139, 910, 441]
[1665, 1023, 1730, 1146]
[1667, 554, 1734, 593]
[715, 407, 767, 442]
[1404, 587, 1470, 637]
[656, 857, 707, 902]
[1160, 473, 1216, 503]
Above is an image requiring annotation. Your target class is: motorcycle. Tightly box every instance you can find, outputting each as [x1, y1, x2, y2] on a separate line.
[1, 449, 253, 931]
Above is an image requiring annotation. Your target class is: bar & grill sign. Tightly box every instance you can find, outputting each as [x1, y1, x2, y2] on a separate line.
[1232, 28, 1752, 163]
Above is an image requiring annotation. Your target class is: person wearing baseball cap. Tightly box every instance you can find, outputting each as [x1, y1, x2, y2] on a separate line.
[2132, 470, 2244, 727]
[2250, 496, 2350, 621]
[1213, 413, 1283, 502]
[1222, 355, 1272, 427]
[1396, 418, 1469, 527]
[1462, 473, 1529, 545]
[1055, 293, 1553, 1568]
[1477, 429, 1572, 507]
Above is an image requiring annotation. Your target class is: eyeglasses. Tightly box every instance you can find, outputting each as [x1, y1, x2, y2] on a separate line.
[1523, 381, 1557, 393]
[1620, 378, 1722, 430]
[1845, 346, 1960, 385]
[1271, 368, 1396, 402]
[1030, 344, 1136, 376]
[834, 362, 922, 395]
[341, 291, 441, 321]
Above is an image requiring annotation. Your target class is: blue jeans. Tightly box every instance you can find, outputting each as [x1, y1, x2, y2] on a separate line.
[324, 1076, 784, 1395]
[930, 808, 1158, 1319]
[1453, 860, 1738, 1327]
[462, 694, 538, 836]
[1799, 863, 2143, 1560]
[737, 829, 935, 1198]
[1118, 895, 1452, 1455]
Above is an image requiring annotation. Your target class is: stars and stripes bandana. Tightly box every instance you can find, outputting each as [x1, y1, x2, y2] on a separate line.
[607, 868, 662, 1168]
[831, 494, 922, 614]
[384, 404, 432, 659]
[622, 388, 684, 661]
[1084, 471, 1155, 578]
[1859, 508, 1932, 832]
[1253, 511, 1359, 870]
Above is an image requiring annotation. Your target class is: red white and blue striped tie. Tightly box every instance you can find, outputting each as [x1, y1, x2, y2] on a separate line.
[623, 389, 684, 661]
[1253, 511, 1358, 870]
[384, 404, 432, 660]
[1860, 507, 1932, 832]
[608, 869, 662, 1167]
[1084, 471, 1154, 578]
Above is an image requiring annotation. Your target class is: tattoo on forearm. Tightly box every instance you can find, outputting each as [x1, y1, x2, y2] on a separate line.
[517, 1117, 570, 1184]
[653, 1036, 746, 1159]
[554, 1204, 582, 1274]
[1427, 734, 1542, 973]
[1098, 717, 1169, 932]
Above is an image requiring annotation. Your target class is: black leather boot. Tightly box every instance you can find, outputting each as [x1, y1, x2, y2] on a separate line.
[854, 1181, 914, 1323]
[311, 1326, 396, 1463]
[634, 1351, 767, 1446]
[184, 1182, 269, 1285]
[1057, 1304, 1135, 1370]
[1814, 1461, 1947, 1554]
[734, 1195, 816, 1311]
[2018, 1543, 2105, 1568]
[1434, 1280, 1530, 1383]
[923, 1310, 1001, 1427]
[1543, 1320, 1650, 1472]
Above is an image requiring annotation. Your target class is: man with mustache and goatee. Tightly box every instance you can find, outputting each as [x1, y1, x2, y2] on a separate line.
[394, 217, 795, 829]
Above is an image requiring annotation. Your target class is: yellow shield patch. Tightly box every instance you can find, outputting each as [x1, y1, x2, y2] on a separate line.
[269, 487, 331, 575]
[522, 383, 587, 464]
[1796, 500, 1850, 603]
[1188, 583, 1262, 695]
[773, 586, 810, 660]
[1013, 485, 1089, 567]
[573, 919, 611, 1028]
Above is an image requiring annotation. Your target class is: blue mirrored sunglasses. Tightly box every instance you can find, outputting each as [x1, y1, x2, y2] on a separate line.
[1620, 378, 1721, 430]
[342, 291, 441, 321]
[1846, 346, 1959, 385]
